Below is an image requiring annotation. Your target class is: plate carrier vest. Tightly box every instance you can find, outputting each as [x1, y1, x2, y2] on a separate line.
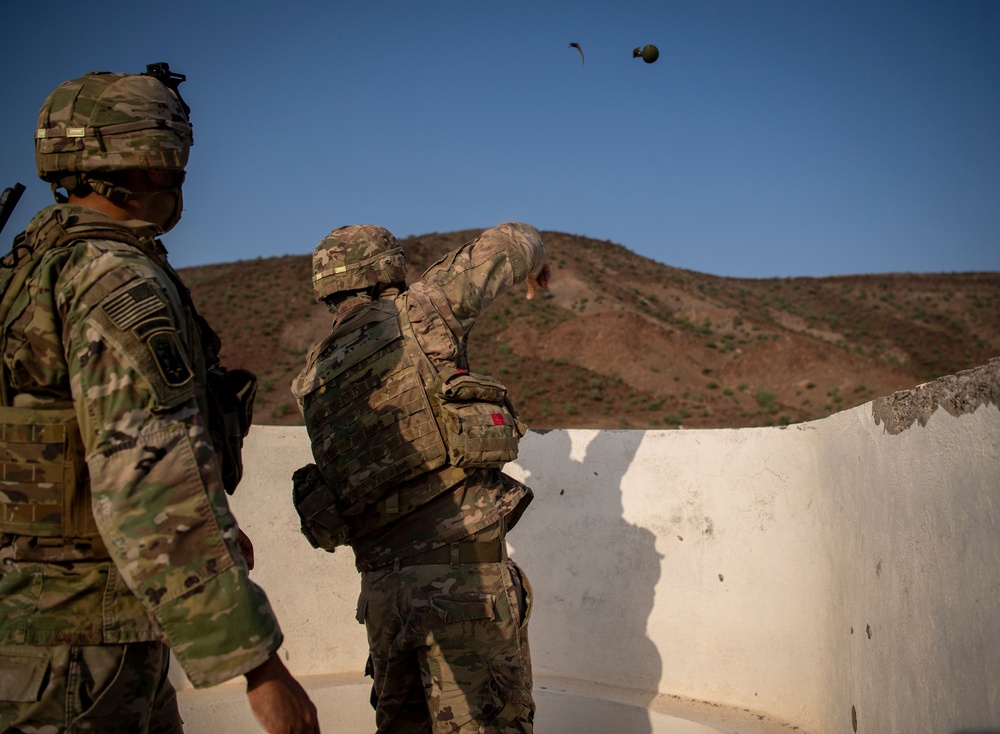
[0, 207, 254, 560]
[294, 293, 523, 550]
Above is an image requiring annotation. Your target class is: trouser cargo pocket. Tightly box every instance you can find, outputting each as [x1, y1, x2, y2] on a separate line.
[0, 647, 50, 702]
[479, 658, 533, 733]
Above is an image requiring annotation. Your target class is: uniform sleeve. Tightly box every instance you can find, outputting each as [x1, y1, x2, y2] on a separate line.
[60, 244, 281, 688]
[406, 222, 546, 364]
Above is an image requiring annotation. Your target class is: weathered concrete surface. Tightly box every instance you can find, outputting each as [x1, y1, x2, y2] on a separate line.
[872, 356, 999, 434]
[174, 363, 1000, 733]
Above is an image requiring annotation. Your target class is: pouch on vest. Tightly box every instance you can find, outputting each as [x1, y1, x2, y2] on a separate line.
[292, 462, 350, 552]
[205, 367, 257, 494]
[0, 405, 100, 545]
[437, 368, 526, 469]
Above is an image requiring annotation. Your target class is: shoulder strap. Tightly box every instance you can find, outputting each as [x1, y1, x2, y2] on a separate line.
[0, 208, 146, 405]
[395, 294, 445, 397]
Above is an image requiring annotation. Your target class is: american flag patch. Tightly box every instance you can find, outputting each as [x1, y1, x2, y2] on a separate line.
[102, 283, 167, 331]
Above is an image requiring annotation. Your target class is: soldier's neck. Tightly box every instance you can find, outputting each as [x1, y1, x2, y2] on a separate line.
[64, 192, 169, 266]
[67, 191, 131, 221]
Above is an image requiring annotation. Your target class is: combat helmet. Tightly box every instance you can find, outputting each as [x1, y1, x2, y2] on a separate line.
[35, 64, 193, 198]
[312, 224, 408, 302]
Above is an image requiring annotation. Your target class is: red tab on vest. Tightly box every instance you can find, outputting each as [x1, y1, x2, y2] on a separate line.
[490, 413, 506, 426]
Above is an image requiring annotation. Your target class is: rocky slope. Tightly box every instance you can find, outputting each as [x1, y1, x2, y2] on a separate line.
[179, 229, 1000, 430]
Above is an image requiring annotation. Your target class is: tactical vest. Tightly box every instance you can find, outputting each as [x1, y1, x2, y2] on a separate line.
[0, 206, 253, 560]
[297, 297, 448, 517]
[293, 292, 524, 550]
[0, 207, 149, 559]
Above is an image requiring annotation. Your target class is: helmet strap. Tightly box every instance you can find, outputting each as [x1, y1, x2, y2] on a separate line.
[50, 182, 68, 204]
[51, 174, 94, 204]
[87, 177, 139, 207]
[88, 176, 183, 231]
[54, 173, 182, 233]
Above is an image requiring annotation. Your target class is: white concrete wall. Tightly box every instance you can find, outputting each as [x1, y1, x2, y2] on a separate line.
[174, 362, 1000, 734]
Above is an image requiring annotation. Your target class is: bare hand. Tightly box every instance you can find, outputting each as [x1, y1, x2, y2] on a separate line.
[237, 528, 255, 571]
[246, 654, 320, 734]
[526, 258, 551, 300]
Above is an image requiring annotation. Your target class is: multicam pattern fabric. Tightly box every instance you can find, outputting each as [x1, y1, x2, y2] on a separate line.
[358, 523, 534, 733]
[0, 404, 95, 544]
[292, 297, 449, 518]
[0, 641, 183, 733]
[0, 204, 281, 689]
[296, 222, 546, 732]
[311, 224, 408, 300]
[34, 72, 192, 180]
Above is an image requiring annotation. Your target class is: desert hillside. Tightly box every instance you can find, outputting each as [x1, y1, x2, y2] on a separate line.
[179, 229, 1000, 430]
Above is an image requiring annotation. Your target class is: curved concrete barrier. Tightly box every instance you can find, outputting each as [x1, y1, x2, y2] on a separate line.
[174, 360, 1000, 733]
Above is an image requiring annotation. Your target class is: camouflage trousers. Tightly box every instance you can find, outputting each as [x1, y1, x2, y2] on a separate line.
[357, 532, 534, 733]
[0, 641, 182, 734]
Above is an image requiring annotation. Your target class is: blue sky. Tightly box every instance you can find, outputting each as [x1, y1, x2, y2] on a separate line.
[1, 1, 998, 278]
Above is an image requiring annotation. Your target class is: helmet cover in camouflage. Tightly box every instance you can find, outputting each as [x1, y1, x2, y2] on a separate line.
[313, 224, 408, 301]
[35, 71, 193, 182]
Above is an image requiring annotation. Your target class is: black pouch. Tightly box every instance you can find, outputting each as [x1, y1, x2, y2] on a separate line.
[292, 463, 350, 551]
[206, 367, 257, 493]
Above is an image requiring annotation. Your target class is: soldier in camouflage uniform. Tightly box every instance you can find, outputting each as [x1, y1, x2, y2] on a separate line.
[0, 67, 319, 733]
[291, 223, 551, 733]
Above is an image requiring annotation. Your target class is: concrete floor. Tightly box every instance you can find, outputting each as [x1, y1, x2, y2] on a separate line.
[177, 674, 801, 734]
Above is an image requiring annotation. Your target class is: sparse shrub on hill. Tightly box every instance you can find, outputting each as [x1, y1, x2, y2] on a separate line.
[179, 233, 1000, 430]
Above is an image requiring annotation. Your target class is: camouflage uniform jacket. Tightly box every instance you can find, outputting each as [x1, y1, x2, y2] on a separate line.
[297, 223, 546, 571]
[0, 204, 281, 688]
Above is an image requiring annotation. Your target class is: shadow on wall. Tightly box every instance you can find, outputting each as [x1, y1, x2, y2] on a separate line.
[511, 429, 661, 734]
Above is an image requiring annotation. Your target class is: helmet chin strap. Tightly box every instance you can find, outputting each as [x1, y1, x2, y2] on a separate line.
[86, 177, 141, 206]
[59, 174, 183, 233]
[51, 174, 137, 206]
[124, 186, 184, 233]
[156, 187, 183, 233]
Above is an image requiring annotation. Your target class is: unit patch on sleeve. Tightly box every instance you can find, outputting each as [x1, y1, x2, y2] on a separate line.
[146, 330, 193, 387]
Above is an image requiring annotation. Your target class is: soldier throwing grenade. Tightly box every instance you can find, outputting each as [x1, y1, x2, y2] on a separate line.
[292, 223, 551, 732]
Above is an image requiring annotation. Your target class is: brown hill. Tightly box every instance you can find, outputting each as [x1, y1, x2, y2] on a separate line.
[179, 230, 1000, 430]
